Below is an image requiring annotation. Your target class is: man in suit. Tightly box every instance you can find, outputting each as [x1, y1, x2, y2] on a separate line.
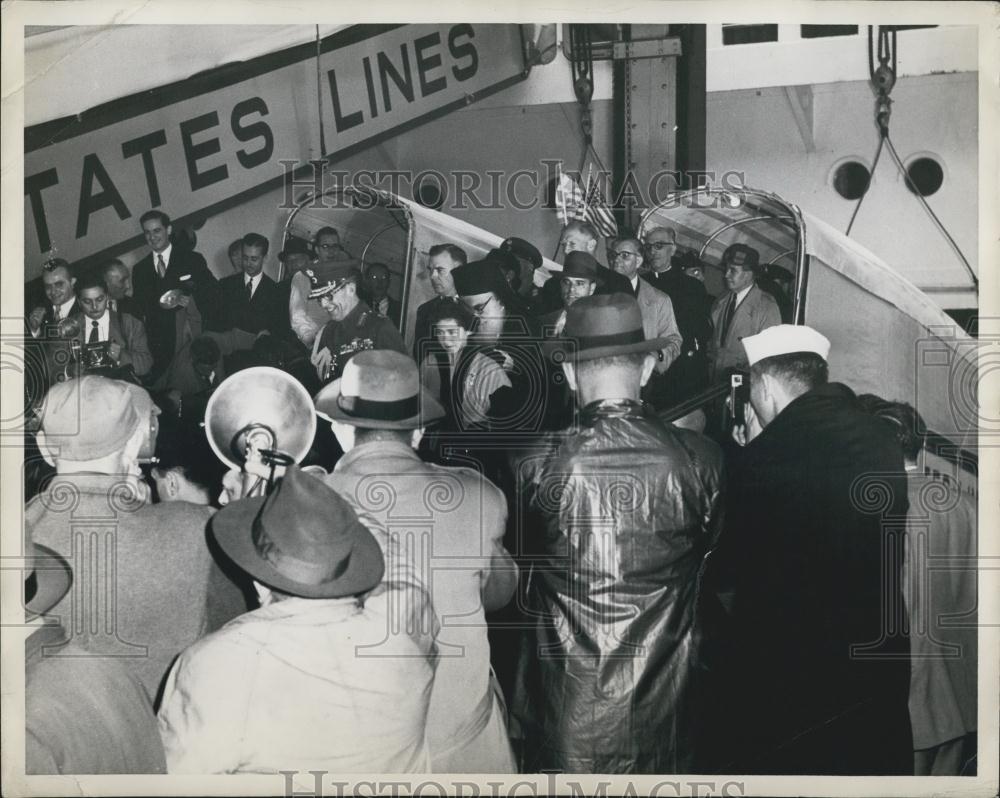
[102, 259, 143, 319]
[27, 259, 78, 339]
[707, 243, 782, 382]
[72, 271, 153, 379]
[26, 259, 81, 390]
[610, 237, 682, 408]
[361, 261, 402, 327]
[217, 232, 289, 337]
[132, 210, 217, 380]
[413, 243, 466, 360]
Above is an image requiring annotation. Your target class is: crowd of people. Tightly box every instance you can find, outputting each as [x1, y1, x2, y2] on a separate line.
[20, 207, 976, 778]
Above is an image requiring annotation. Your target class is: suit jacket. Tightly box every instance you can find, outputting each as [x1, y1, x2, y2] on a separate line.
[635, 279, 682, 373]
[645, 268, 713, 354]
[217, 273, 290, 337]
[707, 283, 781, 379]
[132, 247, 217, 376]
[70, 310, 154, 377]
[24, 300, 80, 390]
[110, 295, 143, 321]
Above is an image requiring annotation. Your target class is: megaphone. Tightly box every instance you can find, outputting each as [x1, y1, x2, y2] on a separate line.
[204, 367, 316, 494]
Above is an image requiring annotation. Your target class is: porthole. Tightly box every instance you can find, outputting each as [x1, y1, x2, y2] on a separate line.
[831, 160, 871, 200]
[905, 156, 944, 197]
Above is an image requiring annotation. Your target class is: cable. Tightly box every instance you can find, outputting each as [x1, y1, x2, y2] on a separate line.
[852, 26, 976, 288]
[316, 26, 327, 159]
[845, 135, 885, 237]
[883, 134, 978, 287]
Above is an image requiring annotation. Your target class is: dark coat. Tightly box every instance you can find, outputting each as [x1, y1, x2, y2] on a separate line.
[708, 382, 912, 774]
[132, 247, 218, 377]
[516, 399, 725, 773]
[216, 272, 290, 338]
[644, 268, 713, 403]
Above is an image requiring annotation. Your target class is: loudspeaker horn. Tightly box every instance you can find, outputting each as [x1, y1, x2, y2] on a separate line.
[204, 366, 316, 470]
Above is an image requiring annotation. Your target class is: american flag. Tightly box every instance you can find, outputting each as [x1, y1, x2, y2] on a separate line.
[555, 168, 587, 225]
[583, 168, 618, 238]
[554, 165, 618, 237]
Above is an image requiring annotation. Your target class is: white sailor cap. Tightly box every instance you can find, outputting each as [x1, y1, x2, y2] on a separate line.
[742, 324, 831, 366]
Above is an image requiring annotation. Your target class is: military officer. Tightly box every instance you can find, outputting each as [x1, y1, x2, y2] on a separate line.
[307, 260, 407, 384]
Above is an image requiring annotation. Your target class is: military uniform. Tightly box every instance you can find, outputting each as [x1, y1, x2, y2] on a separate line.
[315, 301, 407, 384]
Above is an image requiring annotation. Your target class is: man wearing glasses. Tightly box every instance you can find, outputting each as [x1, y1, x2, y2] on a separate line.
[313, 226, 350, 263]
[610, 238, 682, 408]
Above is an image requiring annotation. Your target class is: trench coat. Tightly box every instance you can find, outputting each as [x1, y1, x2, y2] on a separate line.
[515, 399, 725, 773]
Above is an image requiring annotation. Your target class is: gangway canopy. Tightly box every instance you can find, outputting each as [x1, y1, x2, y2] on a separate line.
[283, 186, 562, 347]
[639, 187, 978, 463]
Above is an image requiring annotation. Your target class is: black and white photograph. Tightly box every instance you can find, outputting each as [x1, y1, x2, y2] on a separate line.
[2, 2, 997, 796]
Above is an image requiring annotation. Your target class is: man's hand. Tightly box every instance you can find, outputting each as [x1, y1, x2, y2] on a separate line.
[731, 402, 762, 447]
[108, 341, 122, 362]
[176, 294, 192, 308]
[311, 346, 332, 378]
[27, 307, 46, 335]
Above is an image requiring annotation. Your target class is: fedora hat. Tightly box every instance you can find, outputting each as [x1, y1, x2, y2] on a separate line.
[314, 350, 445, 430]
[547, 293, 670, 361]
[39, 376, 141, 461]
[24, 542, 72, 620]
[212, 465, 385, 599]
[561, 251, 599, 282]
[306, 259, 361, 299]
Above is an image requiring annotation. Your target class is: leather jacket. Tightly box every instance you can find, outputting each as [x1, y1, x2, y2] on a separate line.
[515, 399, 725, 773]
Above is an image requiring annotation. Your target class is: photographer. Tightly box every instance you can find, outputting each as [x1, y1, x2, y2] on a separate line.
[708, 325, 912, 775]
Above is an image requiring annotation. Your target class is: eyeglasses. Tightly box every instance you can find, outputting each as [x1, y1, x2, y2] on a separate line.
[612, 250, 640, 261]
[646, 241, 675, 251]
[468, 296, 494, 316]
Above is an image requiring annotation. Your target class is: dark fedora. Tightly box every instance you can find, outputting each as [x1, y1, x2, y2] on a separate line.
[561, 251, 599, 282]
[547, 293, 670, 361]
[314, 350, 445, 430]
[306, 259, 361, 299]
[451, 259, 506, 297]
[721, 243, 760, 271]
[24, 542, 72, 620]
[212, 465, 385, 599]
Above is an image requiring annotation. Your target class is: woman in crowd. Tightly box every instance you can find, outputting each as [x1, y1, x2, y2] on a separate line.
[419, 300, 512, 434]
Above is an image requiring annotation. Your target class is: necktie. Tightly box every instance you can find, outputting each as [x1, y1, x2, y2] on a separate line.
[53, 305, 61, 322]
[246, 279, 253, 301]
[156, 253, 166, 278]
[720, 293, 737, 342]
[89, 320, 99, 344]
